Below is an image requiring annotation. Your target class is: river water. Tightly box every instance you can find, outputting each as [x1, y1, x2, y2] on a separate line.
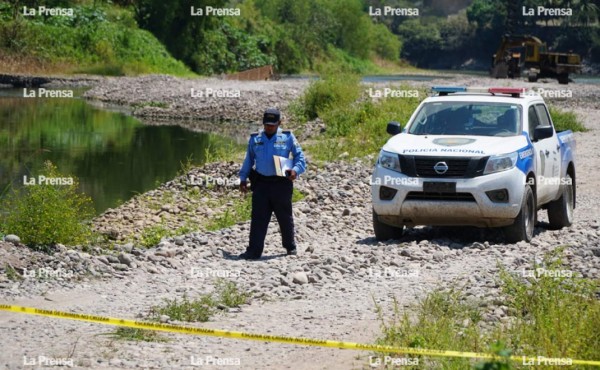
[0, 88, 241, 214]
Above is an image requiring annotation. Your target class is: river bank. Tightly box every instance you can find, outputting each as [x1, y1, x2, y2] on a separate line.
[2, 72, 600, 369]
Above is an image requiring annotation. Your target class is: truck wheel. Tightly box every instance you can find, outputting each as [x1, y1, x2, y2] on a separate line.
[527, 70, 538, 82]
[547, 174, 574, 229]
[504, 185, 536, 243]
[558, 73, 569, 84]
[373, 210, 404, 241]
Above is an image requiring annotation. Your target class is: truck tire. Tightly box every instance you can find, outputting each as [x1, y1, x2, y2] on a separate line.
[373, 210, 404, 241]
[547, 174, 574, 229]
[504, 185, 536, 243]
[558, 73, 569, 84]
[527, 70, 538, 82]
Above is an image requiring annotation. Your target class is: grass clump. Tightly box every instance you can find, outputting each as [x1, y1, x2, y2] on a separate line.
[138, 223, 171, 248]
[137, 218, 196, 248]
[205, 195, 253, 231]
[549, 107, 587, 132]
[108, 327, 167, 342]
[150, 293, 216, 323]
[149, 279, 249, 323]
[374, 247, 600, 369]
[215, 279, 251, 308]
[4, 263, 22, 281]
[0, 161, 95, 251]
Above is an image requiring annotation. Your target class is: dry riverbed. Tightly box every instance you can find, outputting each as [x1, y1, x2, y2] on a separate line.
[1, 74, 600, 369]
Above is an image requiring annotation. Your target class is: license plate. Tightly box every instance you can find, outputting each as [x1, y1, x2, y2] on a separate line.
[423, 181, 456, 193]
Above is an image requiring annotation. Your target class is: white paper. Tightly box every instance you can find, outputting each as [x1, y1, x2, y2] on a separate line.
[273, 155, 294, 177]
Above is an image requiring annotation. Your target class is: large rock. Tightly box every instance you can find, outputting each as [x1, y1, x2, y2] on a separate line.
[292, 272, 309, 285]
[4, 235, 20, 245]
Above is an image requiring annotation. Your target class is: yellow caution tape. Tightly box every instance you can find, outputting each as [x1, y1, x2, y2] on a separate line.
[1, 304, 599, 366]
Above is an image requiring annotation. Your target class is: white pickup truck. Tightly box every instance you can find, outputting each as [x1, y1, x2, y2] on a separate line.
[371, 86, 576, 243]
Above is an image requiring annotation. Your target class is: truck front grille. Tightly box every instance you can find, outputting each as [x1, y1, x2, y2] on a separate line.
[400, 155, 489, 178]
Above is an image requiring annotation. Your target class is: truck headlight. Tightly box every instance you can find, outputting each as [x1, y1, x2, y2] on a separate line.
[484, 151, 518, 174]
[378, 150, 401, 172]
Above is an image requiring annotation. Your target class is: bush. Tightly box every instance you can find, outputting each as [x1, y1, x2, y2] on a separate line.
[298, 73, 361, 120]
[1, 161, 95, 250]
[549, 107, 587, 132]
[295, 72, 422, 160]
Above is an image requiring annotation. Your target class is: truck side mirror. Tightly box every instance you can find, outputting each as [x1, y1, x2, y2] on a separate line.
[533, 125, 553, 141]
[387, 121, 402, 135]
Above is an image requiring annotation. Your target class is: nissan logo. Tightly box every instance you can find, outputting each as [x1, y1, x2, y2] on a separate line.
[433, 161, 449, 174]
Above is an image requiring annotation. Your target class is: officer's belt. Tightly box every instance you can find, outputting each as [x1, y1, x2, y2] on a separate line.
[256, 172, 289, 183]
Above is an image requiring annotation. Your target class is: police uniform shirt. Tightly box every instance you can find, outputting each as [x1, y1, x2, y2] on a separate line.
[239, 128, 306, 181]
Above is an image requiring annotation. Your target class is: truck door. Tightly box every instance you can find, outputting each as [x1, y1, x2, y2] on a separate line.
[528, 105, 560, 204]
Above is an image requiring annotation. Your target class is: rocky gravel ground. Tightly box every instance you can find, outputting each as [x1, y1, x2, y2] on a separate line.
[1, 74, 600, 369]
[82, 75, 309, 124]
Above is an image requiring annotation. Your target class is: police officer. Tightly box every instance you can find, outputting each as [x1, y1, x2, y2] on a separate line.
[238, 108, 306, 260]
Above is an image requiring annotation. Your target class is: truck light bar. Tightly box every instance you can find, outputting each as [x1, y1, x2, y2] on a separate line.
[431, 86, 467, 93]
[488, 87, 526, 97]
[432, 86, 526, 97]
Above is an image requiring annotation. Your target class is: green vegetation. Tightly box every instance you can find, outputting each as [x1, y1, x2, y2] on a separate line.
[137, 219, 196, 248]
[4, 263, 22, 281]
[136, 0, 402, 75]
[0, 2, 192, 75]
[374, 247, 600, 369]
[132, 101, 170, 109]
[2, 0, 598, 75]
[205, 194, 253, 231]
[149, 279, 249, 323]
[108, 327, 168, 342]
[214, 279, 251, 308]
[499, 247, 600, 363]
[294, 73, 422, 161]
[0, 161, 95, 251]
[549, 107, 587, 132]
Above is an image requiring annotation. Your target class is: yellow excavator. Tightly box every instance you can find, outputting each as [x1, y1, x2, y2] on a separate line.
[490, 34, 581, 84]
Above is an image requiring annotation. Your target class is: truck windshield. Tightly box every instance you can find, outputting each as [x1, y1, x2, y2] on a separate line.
[409, 102, 521, 137]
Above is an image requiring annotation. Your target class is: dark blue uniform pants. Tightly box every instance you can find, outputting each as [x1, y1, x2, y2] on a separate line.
[247, 177, 296, 257]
